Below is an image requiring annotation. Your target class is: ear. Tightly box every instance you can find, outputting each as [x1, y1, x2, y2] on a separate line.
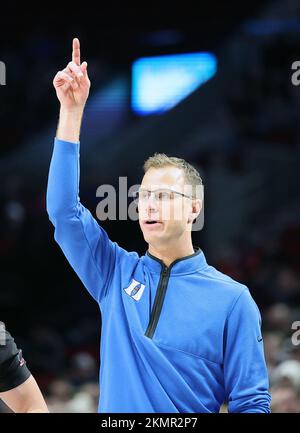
[188, 199, 202, 224]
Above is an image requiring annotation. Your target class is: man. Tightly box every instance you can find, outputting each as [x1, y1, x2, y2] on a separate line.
[0, 324, 49, 412]
[47, 38, 271, 413]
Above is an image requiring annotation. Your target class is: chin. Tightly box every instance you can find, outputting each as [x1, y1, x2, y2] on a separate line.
[148, 235, 172, 250]
[142, 231, 161, 245]
[142, 233, 154, 244]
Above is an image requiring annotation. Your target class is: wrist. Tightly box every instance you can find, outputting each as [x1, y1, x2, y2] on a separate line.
[56, 106, 84, 143]
[59, 106, 85, 116]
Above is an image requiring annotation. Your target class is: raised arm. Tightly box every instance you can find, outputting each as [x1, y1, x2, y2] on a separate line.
[47, 38, 130, 304]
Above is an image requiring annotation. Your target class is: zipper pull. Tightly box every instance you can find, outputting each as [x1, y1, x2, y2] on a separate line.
[162, 266, 168, 276]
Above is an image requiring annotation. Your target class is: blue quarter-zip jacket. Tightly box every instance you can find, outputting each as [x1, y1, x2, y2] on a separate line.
[46, 138, 271, 413]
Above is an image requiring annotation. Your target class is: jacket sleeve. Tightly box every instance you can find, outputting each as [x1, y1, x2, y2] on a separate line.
[223, 288, 271, 413]
[46, 137, 128, 304]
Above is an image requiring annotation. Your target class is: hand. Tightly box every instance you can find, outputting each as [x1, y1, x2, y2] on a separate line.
[53, 38, 91, 111]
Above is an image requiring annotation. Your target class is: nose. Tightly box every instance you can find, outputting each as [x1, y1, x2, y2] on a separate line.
[146, 192, 158, 211]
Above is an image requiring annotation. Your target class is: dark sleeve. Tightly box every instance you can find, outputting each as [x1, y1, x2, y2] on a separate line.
[0, 330, 31, 392]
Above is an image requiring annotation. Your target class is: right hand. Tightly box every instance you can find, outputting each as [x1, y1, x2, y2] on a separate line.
[53, 38, 91, 110]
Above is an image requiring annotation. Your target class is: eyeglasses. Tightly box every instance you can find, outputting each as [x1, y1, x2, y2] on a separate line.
[132, 188, 195, 204]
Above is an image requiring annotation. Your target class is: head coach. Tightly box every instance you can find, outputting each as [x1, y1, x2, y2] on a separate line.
[46, 38, 271, 413]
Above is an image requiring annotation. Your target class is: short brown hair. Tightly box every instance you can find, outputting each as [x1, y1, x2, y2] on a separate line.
[143, 153, 203, 199]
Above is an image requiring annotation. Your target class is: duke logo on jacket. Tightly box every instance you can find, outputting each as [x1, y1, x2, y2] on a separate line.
[124, 279, 146, 301]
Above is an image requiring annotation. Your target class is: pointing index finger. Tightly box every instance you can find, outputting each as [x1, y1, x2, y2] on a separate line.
[72, 38, 81, 66]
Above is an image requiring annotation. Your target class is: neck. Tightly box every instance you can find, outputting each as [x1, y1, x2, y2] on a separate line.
[148, 238, 195, 268]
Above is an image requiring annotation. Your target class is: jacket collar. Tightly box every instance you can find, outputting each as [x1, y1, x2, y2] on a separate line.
[143, 246, 208, 275]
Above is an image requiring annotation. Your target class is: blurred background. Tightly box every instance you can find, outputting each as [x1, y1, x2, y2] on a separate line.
[0, 0, 300, 413]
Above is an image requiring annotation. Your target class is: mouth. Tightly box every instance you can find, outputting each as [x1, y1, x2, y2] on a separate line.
[143, 220, 163, 229]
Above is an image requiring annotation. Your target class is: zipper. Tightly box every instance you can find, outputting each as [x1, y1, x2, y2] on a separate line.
[145, 265, 170, 339]
[144, 247, 201, 339]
